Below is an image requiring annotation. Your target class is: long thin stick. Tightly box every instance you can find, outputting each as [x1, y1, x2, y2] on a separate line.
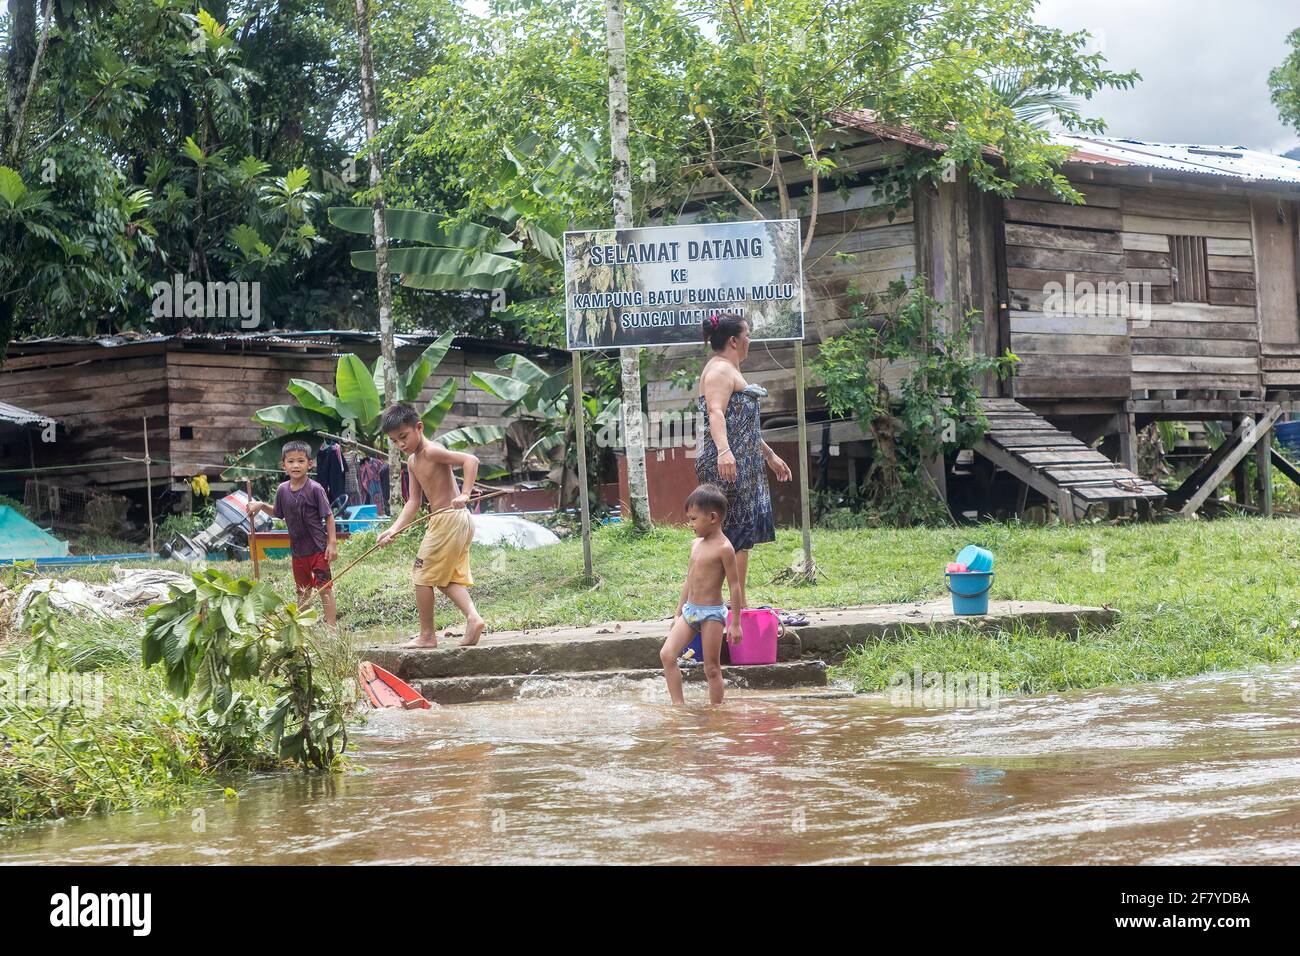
[317, 431, 386, 458]
[298, 486, 510, 610]
[143, 417, 155, 558]
[247, 479, 260, 581]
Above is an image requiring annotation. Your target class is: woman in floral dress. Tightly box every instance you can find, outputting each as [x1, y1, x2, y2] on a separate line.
[695, 310, 793, 592]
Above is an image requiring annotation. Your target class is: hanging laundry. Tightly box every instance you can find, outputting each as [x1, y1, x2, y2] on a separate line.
[357, 457, 391, 516]
[315, 443, 346, 502]
[342, 450, 361, 506]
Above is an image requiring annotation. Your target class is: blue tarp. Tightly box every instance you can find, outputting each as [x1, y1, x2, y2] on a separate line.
[0, 505, 70, 560]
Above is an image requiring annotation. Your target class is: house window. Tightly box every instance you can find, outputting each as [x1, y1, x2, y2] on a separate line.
[1170, 235, 1209, 302]
[179, 426, 194, 440]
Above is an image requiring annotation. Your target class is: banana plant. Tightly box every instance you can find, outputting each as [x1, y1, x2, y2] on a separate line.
[327, 134, 596, 294]
[223, 331, 505, 478]
[327, 206, 521, 290]
[470, 352, 618, 503]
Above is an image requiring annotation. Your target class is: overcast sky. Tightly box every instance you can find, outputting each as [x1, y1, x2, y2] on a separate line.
[1035, 0, 1298, 154]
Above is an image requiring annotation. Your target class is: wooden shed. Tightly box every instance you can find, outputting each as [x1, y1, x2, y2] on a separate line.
[642, 112, 1300, 520]
[0, 331, 564, 506]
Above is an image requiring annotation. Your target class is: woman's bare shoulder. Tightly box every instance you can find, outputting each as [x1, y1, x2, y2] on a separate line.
[699, 357, 745, 395]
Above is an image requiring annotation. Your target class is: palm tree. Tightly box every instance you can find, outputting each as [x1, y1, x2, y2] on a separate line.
[990, 69, 1078, 128]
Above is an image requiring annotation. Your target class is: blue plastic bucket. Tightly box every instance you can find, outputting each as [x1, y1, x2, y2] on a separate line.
[682, 633, 704, 663]
[955, 545, 994, 573]
[1277, 421, 1300, 458]
[947, 571, 994, 615]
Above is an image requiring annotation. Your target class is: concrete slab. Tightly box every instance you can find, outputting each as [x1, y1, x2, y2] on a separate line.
[409, 660, 830, 706]
[792, 599, 1117, 660]
[359, 599, 1116, 681]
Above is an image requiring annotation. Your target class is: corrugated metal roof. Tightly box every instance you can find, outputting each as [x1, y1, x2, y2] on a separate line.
[833, 109, 1300, 186]
[0, 400, 56, 428]
[1056, 135, 1300, 185]
[8, 330, 565, 358]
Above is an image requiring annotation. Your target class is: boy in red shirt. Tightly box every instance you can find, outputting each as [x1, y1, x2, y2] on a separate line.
[247, 440, 338, 627]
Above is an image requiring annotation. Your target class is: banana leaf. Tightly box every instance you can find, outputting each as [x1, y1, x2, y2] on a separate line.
[222, 431, 316, 479]
[433, 424, 506, 450]
[328, 206, 521, 253]
[420, 379, 458, 431]
[399, 269, 516, 291]
[286, 378, 347, 419]
[401, 331, 456, 401]
[469, 369, 531, 405]
[335, 353, 381, 427]
[252, 404, 338, 434]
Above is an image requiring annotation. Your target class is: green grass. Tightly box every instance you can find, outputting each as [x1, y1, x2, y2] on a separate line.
[39, 516, 1300, 697]
[0, 596, 356, 827]
[5, 515, 1298, 825]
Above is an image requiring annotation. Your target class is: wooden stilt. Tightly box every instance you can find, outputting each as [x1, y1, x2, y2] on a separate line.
[1256, 421, 1273, 517]
[143, 417, 155, 557]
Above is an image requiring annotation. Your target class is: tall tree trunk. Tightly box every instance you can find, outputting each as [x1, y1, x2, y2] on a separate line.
[604, 0, 651, 532]
[352, 0, 401, 513]
[2, 0, 37, 162]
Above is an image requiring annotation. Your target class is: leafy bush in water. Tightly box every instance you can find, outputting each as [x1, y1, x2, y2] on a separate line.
[142, 569, 348, 768]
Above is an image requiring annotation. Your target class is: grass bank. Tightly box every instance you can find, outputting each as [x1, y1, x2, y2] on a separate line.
[0, 595, 355, 826]
[37, 515, 1300, 697]
[321, 517, 1299, 695]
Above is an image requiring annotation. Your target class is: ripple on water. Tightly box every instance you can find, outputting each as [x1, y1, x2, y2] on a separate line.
[3, 665, 1299, 865]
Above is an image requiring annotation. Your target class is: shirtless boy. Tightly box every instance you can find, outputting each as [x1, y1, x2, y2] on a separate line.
[375, 403, 486, 648]
[658, 483, 745, 705]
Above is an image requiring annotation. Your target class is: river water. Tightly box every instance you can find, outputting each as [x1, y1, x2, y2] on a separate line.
[3, 666, 1299, 865]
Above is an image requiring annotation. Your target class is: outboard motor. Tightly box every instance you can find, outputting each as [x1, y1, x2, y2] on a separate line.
[162, 490, 273, 562]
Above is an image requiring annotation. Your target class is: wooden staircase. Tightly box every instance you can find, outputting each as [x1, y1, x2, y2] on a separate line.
[969, 399, 1166, 522]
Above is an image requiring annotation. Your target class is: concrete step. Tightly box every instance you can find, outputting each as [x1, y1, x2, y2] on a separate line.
[359, 600, 1117, 683]
[409, 660, 830, 706]
[363, 628, 802, 679]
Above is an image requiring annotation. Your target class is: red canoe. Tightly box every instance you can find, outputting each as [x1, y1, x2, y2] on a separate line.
[358, 661, 432, 710]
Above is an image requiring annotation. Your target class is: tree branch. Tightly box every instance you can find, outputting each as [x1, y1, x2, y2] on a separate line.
[703, 117, 762, 218]
[7, 0, 54, 165]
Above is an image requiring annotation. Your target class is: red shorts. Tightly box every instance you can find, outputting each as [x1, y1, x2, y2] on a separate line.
[291, 551, 333, 591]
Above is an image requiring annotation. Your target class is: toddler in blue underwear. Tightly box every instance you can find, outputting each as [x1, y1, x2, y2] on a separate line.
[659, 484, 745, 705]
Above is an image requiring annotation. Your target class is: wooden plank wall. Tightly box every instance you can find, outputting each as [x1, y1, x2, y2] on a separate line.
[0, 339, 560, 492]
[1252, 197, 1300, 390]
[1002, 177, 1266, 399]
[914, 174, 1004, 392]
[1002, 182, 1132, 398]
[165, 343, 336, 479]
[1120, 185, 1261, 396]
[0, 345, 171, 491]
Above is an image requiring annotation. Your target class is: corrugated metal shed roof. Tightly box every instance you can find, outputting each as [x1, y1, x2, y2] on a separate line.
[0, 400, 56, 428]
[833, 109, 1300, 187]
[7, 330, 566, 359]
[1056, 135, 1300, 185]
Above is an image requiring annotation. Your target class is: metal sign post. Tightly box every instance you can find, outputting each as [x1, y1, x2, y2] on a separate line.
[571, 351, 593, 579]
[793, 342, 813, 581]
[142, 417, 155, 557]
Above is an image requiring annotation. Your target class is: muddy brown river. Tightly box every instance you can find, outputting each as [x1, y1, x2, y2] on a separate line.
[3, 665, 1298, 865]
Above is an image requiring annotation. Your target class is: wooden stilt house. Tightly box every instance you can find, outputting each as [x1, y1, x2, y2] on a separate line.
[642, 111, 1300, 521]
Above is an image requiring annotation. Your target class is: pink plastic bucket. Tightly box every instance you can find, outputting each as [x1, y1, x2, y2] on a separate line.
[724, 608, 781, 665]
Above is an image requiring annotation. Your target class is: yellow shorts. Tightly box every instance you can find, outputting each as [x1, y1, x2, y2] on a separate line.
[412, 508, 474, 588]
